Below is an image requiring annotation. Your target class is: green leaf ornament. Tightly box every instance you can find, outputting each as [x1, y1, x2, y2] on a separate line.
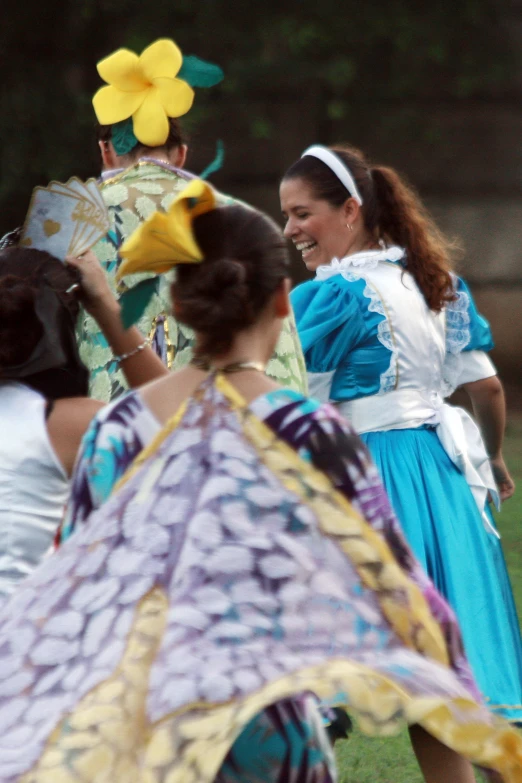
[199, 140, 225, 181]
[112, 118, 139, 156]
[178, 55, 224, 88]
[119, 276, 160, 329]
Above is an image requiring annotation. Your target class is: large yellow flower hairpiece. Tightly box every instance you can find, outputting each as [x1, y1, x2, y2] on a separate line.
[93, 39, 194, 148]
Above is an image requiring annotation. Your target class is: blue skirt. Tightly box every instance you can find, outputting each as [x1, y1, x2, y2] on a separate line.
[361, 426, 522, 722]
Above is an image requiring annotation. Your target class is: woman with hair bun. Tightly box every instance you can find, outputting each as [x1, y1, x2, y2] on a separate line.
[10, 181, 522, 783]
[0, 245, 167, 600]
[281, 144, 522, 725]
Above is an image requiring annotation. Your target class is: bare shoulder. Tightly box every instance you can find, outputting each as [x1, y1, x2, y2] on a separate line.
[139, 366, 195, 395]
[49, 397, 105, 435]
[139, 367, 204, 425]
[46, 397, 105, 477]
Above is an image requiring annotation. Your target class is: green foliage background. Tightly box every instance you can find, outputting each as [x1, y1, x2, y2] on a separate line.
[0, 0, 513, 234]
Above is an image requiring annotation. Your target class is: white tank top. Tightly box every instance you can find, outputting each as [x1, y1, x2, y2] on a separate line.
[0, 382, 68, 601]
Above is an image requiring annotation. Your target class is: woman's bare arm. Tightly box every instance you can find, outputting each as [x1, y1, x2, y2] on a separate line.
[67, 251, 168, 389]
[461, 375, 515, 501]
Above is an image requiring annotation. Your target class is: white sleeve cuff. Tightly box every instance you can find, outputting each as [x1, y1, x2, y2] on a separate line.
[458, 350, 497, 385]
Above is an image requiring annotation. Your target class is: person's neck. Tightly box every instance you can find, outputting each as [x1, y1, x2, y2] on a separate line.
[196, 328, 275, 371]
[343, 235, 380, 257]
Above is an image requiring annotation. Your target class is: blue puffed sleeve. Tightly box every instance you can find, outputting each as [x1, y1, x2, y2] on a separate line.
[291, 277, 367, 373]
[448, 277, 494, 354]
[291, 276, 392, 401]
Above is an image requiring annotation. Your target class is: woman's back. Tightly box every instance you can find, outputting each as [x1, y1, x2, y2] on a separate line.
[0, 382, 68, 599]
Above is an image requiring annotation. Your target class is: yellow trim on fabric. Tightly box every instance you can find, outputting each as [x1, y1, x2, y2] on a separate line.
[115, 372, 446, 664]
[162, 317, 175, 369]
[100, 160, 192, 189]
[215, 373, 447, 665]
[115, 372, 447, 664]
[20, 586, 169, 783]
[22, 379, 522, 780]
[148, 313, 175, 370]
[21, 589, 522, 783]
[160, 662, 522, 783]
[113, 397, 189, 494]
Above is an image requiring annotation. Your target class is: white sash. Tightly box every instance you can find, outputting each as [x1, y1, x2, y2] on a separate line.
[337, 388, 499, 537]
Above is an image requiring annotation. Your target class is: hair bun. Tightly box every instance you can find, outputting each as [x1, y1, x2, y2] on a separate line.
[209, 258, 247, 287]
[173, 203, 289, 357]
[175, 257, 253, 349]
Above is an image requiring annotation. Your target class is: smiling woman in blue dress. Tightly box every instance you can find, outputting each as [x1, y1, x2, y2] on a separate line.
[281, 143, 522, 724]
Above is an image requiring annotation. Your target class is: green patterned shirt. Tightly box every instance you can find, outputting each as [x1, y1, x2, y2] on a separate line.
[79, 161, 307, 402]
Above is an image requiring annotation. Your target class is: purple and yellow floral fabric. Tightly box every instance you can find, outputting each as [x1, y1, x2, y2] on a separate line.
[9, 376, 519, 782]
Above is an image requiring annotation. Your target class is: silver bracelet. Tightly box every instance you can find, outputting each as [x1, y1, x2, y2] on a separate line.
[114, 338, 150, 364]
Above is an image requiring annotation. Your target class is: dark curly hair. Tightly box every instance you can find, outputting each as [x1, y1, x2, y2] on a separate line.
[0, 247, 80, 370]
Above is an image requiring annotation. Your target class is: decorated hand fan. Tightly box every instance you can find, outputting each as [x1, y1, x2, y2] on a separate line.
[20, 177, 109, 261]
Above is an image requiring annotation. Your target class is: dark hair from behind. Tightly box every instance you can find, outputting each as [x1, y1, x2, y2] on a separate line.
[172, 204, 290, 358]
[0, 248, 80, 369]
[283, 146, 458, 312]
[96, 117, 185, 160]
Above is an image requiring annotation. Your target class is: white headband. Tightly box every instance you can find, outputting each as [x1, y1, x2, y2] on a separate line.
[301, 145, 363, 205]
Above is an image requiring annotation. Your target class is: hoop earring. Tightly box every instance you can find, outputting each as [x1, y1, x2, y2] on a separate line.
[346, 223, 353, 232]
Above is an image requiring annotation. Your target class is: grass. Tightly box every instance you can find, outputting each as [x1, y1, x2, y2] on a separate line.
[335, 418, 522, 783]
